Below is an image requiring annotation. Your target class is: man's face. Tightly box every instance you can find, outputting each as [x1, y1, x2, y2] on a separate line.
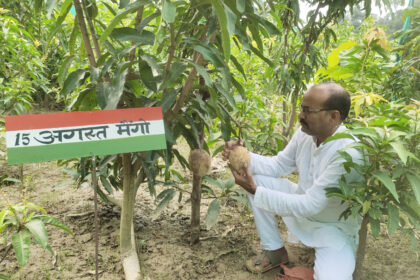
[298, 87, 335, 138]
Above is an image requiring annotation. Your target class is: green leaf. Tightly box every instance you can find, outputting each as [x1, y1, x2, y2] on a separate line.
[25, 202, 47, 214]
[160, 61, 186, 90]
[193, 45, 225, 68]
[60, 69, 87, 96]
[47, 0, 72, 45]
[96, 62, 129, 109]
[406, 173, 420, 204]
[46, 0, 58, 18]
[387, 204, 399, 235]
[230, 54, 246, 80]
[160, 89, 177, 113]
[34, 216, 73, 235]
[211, 0, 230, 61]
[373, 170, 399, 202]
[351, 127, 378, 139]
[205, 199, 221, 229]
[111, 28, 154, 44]
[189, 61, 212, 87]
[162, 0, 176, 23]
[224, 4, 237, 35]
[12, 230, 31, 267]
[99, 0, 152, 44]
[58, 55, 75, 87]
[0, 273, 10, 280]
[119, 0, 130, 9]
[369, 217, 380, 238]
[154, 189, 176, 216]
[390, 141, 409, 165]
[236, 0, 245, 13]
[250, 46, 274, 67]
[25, 219, 48, 249]
[139, 59, 157, 91]
[362, 201, 371, 215]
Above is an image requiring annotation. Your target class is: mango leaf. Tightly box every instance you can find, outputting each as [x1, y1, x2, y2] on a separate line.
[211, 0, 230, 61]
[160, 89, 177, 113]
[205, 199, 221, 229]
[119, 0, 130, 9]
[389, 141, 409, 165]
[250, 46, 274, 67]
[139, 59, 157, 91]
[163, 0, 176, 23]
[96, 62, 129, 109]
[154, 189, 176, 216]
[362, 201, 371, 215]
[406, 173, 420, 204]
[58, 55, 75, 87]
[369, 217, 380, 238]
[387, 204, 399, 235]
[373, 171, 399, 202]
[60, 69, 87, 96]
[12, 230, 31, 267]
[193, 45, 225, 68]
[324, 132, 354, 144]
[47, 0, 72, 45]
[99, 0, 152, 44]
[0, 273, 10, 280]
[25, 219, 48, 249]
[236, 0, 245, 13]
[224, 4, 237, 35]
[230, 54, 246, 80]
[160, 61, 186, 90]
[189, 61, 212, 87]
[46, 0, 58, 18]
[33, 216, 73, 235]
[350, 127, 378, 139]
[111, 27, 154, 44]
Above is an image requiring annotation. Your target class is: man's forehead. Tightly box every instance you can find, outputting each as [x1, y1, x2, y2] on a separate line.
[302, 87, 330, 105]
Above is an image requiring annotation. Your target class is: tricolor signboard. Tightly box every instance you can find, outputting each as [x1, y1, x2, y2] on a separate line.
[5, 107, 166, 165]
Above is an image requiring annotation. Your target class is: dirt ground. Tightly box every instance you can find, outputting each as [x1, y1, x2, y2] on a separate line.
[1, 133, 419, 279]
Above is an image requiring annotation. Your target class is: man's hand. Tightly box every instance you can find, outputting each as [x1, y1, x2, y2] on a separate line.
[222, 140, 244, 161]
[228, 163, 257, 195]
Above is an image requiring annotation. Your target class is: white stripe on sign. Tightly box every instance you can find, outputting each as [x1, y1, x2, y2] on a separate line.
[6, 120, 165, 148]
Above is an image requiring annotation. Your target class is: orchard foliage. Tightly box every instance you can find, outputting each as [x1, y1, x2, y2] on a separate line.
[1, 0, 419, 278]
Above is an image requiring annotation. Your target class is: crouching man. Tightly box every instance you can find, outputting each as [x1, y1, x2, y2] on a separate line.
[223, 83, 362, 280]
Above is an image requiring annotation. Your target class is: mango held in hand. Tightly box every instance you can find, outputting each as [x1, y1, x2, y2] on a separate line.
[229, 146, 250, 172]
[188, 149, 211, 177]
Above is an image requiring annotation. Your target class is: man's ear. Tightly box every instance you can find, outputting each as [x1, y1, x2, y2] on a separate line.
[331, 110, 341, 122]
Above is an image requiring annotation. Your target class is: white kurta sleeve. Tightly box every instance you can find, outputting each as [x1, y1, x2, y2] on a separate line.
[253, 156, 347, 218]
[248, 129, 300, 177]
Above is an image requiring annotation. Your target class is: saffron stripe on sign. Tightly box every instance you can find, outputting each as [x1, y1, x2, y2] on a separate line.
[6, 120, 164, 148]
[7, 134, 166, 165]
[5, 107, 163, 131]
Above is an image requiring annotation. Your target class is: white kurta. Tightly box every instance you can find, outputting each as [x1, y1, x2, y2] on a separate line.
[249, 126, 362, 251]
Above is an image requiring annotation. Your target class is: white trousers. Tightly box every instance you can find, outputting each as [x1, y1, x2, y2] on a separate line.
[249, 175, 355, 280]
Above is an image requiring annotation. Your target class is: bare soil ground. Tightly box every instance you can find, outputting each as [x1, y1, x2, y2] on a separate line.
[1, 132, 419, 280]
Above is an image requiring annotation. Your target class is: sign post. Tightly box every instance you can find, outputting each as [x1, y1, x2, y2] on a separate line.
[5, 107, 167, 279]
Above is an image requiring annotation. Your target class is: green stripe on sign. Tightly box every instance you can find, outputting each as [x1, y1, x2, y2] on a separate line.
[7, 134, 166, 165]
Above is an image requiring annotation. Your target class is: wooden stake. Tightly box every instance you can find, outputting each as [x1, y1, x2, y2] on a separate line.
[91, 156, 99, 280]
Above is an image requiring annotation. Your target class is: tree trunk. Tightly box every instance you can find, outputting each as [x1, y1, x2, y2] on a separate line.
[190, 174, 202, 244]
[120, 153, 141, 280]
[353, 214, 369, 280]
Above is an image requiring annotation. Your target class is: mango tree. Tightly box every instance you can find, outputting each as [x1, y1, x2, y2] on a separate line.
[317, 20, 420, 279]
[46, 0, 290, 278]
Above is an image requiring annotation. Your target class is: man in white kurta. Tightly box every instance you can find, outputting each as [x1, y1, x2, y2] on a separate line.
[224, 83, 362, 280]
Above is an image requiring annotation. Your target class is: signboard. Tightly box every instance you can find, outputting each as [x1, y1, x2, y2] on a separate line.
[5, 107, 166, 165]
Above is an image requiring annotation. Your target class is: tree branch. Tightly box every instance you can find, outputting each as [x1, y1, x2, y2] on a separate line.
[73, 0, 96, 67]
